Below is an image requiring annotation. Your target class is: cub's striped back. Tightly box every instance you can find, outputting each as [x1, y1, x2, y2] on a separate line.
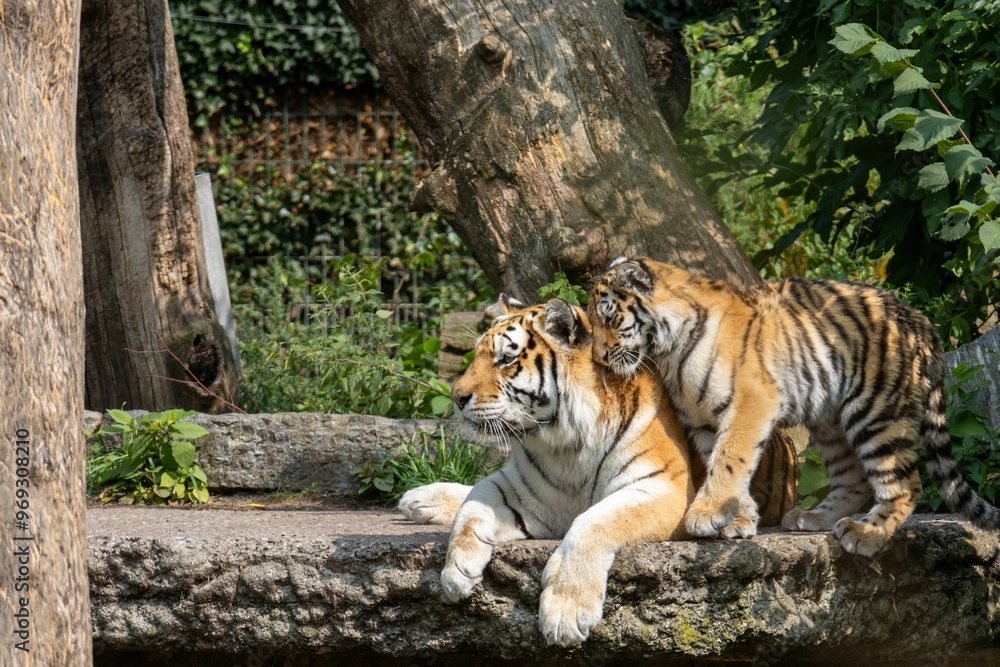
[590, 257, 1000, 556]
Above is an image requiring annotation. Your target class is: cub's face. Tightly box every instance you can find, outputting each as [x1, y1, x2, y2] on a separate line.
[452, 298, 586, 442]
[589, 259, 654, 377]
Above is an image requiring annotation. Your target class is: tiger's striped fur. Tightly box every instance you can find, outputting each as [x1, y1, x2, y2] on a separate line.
[400, 296, 695, 646]
[589, 257, 1000, 557]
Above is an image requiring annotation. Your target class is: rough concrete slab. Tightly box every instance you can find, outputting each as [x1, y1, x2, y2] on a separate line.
[87, 507, 1000, 663]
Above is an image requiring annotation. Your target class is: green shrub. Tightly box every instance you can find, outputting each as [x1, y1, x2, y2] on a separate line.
[720, 0, 1000, 345]
[170, 0, 376, 121]
[353, 428, 500, 500]
[87, 409, 211, 504]
[538, 272, 588, 306]
[235, 256, 455, 418]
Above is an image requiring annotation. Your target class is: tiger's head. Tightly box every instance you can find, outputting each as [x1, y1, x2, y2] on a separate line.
[589, 257, 660, 377]
[451, 295, 594, 445]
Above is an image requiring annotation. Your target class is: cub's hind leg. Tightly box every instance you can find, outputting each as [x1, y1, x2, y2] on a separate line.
[782, 422, 871, 532]
[833, 420, 921, 557]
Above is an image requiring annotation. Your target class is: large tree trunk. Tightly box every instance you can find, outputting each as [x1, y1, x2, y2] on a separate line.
[76, 0, 238, 414]
[338, 0, 759, 301]
[0, 0, 94, 664]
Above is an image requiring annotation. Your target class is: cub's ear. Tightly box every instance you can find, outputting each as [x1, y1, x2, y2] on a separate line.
[543, 299, 588, 348]
[609, 259, 653, 296]
[484, 292, 528, 325]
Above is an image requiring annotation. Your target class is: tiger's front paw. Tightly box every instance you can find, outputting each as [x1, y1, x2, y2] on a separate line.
[538, 549, 605, 647]
[440, 562, 481, 602]
[398, 482, 471, 525]
[684, 496, 741, 538]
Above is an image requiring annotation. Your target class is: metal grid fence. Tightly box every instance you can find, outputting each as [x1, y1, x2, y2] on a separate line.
[197, 91, 482, 332]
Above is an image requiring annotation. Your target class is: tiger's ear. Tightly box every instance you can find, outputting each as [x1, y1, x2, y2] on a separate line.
[543, 299, 587, 348]
[609, 259, 653, 296]
[499, 293, 527, 313]
[484, 293, 528, 324]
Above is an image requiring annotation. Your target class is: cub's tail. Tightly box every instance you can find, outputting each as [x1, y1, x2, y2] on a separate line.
[922, 365, 1000, 529]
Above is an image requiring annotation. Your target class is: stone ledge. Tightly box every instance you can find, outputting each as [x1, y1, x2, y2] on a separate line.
[87, 507, 1000, 663]
[85, 410, 463, 494]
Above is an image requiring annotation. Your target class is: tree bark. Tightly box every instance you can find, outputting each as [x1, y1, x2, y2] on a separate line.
[0, 1, 94, 664]
[338, 0, 759, 301]
[76, 0, 238, 413]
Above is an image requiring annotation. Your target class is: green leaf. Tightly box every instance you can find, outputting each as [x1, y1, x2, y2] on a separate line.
[897, 110, 964, 152]
[980, 220, 1000, 252]
[430, 395, 452, 416]
[829, 23, 878, 56]
[950, 362, 983, 384]
[877, 107, 919, 133]
[373, 474, 394, 493]
[190, 466, 208, 483]
[913, 110, 964, 148]
[170, 420, 210, 440]
[170, 441, 197, 469]
[951, 411, 991, 438]
[871, 42, 916, 65]
[127, 433, 153, 461]
[160, 471, 177, 488]
[892, 67, 934, 98]
[375, 309, 393, 319]
[797, 460, 829, 496]
[944, 144, 995, 183]
[107, 409, 134, 426]
[918, 163, 949, 193]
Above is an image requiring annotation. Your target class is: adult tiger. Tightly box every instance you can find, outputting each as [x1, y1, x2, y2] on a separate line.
[589, 256, 1000, 557]
[399, 296, 696, 646]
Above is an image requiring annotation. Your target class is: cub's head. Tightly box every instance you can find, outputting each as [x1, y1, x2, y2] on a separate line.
[452, 295, 590, 443]
[589, 257, 656, 377]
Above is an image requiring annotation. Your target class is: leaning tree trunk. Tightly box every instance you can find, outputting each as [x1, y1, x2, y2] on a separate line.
[76, 0, 238, 414]
[0, 0, 94, 664]
[338, 0, 760, 300]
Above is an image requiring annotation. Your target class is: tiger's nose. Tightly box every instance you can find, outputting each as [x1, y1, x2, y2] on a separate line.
[593, 348, 609, 366]
[453, 389, 473, 410]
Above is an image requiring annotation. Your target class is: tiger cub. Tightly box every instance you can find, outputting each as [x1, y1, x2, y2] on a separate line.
[589, 256, 1000, 557]
[399, 296, 696, 646]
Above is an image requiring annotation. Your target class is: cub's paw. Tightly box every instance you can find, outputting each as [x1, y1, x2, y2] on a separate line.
[440, 563, 481, 602]
[398, 483, 471, 525]
[781, 507, 805, 531]
[782, 507, 839, 532]
[684, 496, 740, 538]
[720, 513, 757, 539]
[834, 517, 889, 558]
[539, 550, 605, 647]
